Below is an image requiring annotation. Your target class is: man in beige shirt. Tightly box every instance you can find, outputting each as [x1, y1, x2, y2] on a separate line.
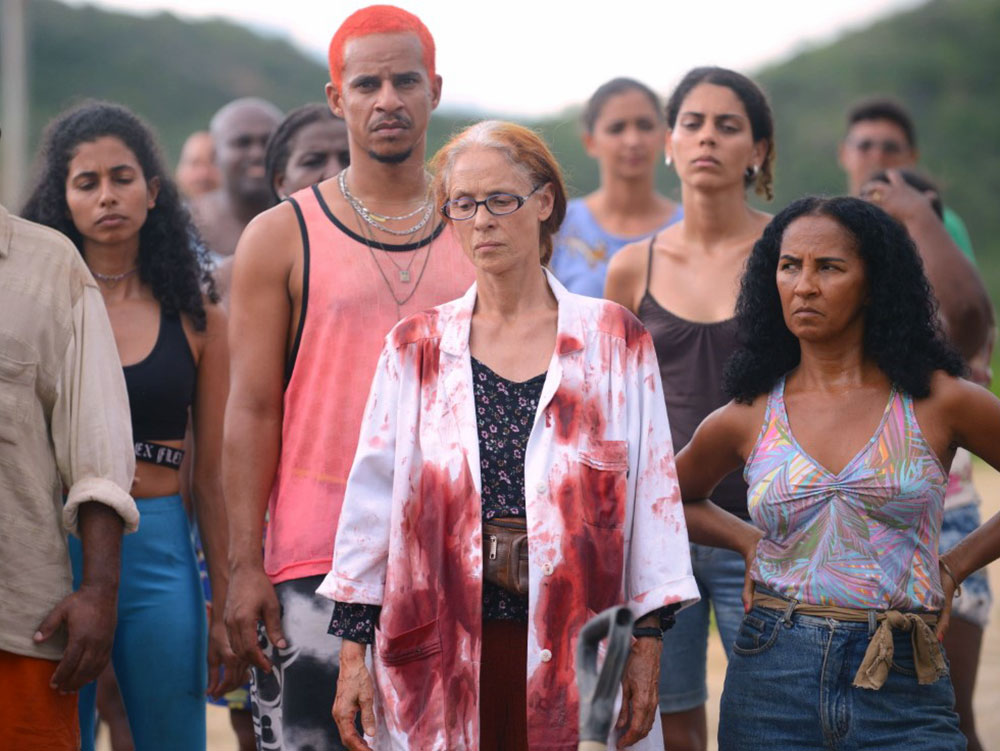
[0, 200, 137, 749]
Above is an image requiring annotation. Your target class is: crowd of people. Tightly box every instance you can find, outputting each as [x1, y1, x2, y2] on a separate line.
[2, 4, 999, 751]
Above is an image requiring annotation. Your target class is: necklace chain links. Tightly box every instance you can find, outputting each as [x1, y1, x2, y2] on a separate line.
[346, 192, 434, 311]
[338, 169, 434, 237]
[89, 267, 139, 286]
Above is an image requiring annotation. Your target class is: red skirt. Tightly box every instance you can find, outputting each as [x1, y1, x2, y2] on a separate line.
[479, 618, 529, 751]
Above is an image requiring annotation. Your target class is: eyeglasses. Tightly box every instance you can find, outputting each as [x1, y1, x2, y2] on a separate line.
[441, 184, 544, 221]
[849, 138, 907, 155]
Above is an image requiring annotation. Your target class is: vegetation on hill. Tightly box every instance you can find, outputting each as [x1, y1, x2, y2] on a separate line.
[24, 0, 329, 157]
[12, 0, 1000, 375]
[757, 0, 999, 267]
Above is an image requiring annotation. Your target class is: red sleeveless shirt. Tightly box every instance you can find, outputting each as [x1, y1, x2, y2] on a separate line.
[265, 184, 474, 584]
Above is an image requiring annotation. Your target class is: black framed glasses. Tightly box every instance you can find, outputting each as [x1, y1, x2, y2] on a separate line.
[441, 184, 544, 221]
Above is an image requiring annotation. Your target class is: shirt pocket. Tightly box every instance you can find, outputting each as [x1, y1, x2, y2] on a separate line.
[376, 617, 443, 667]
[372, 616, 447, 742]
[0, 352, 36, 441]
[578, 436, 629, 529]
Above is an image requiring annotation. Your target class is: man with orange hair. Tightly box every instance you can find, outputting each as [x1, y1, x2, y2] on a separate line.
[223, 5, 473, 749]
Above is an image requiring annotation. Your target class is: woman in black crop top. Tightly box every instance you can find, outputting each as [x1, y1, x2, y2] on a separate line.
[22, 102, 242, 751]
[604, 68, 775, 751]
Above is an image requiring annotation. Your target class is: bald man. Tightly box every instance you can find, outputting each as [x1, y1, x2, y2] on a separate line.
[192, 98, 283, 263]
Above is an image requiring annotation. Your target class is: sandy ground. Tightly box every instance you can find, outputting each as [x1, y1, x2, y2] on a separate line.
[100, 463, 1000, 751]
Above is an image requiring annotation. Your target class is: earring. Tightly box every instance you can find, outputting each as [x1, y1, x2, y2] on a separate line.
[665, 154, 672, 167]
[745, 164, 759, 180]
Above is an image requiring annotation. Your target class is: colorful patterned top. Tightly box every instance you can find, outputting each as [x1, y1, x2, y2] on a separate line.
[746, 376, 948, 611]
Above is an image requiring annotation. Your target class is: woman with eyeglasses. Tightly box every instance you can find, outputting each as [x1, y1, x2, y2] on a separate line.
[319, 121, 698, 751]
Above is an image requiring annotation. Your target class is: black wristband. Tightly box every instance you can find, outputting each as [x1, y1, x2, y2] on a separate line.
[632, 626, 663, 639]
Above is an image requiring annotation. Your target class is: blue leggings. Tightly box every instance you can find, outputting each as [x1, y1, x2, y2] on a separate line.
[69, 493, 207, 751]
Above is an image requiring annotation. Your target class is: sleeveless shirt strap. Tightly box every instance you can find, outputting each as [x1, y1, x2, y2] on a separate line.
[769, 375, 788, 427]
[645, 234, 658, 295]
[284, 194, 311, 385]
[162, 309, 185, 339]
[744, 375, 785, 472]
[897, 387, 919, 429]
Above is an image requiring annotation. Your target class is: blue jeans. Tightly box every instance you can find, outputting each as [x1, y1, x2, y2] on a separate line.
[719, 592, 964, 750]
[69, 494, 207, 751]
[659, 542, 745, 712]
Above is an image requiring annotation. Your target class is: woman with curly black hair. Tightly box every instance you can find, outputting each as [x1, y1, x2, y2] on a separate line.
[673, 196, 1000, 750]
[21, 101, 242, 751]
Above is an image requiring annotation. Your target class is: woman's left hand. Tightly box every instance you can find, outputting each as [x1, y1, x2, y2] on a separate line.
[207, 609, 247, 698]
[741, 528, 765, 612]
[615, 636, 662, 748]
[935, 555, 958, 640]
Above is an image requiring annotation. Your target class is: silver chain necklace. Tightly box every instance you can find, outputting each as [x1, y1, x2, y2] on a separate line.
[376, 236, 420, 283]
[338, 168, 433, 236]
[349, 206, 433, 310]
[89, 267, 139, 287]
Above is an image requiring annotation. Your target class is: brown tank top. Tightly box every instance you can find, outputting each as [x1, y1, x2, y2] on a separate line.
[637, 237, 749, 519]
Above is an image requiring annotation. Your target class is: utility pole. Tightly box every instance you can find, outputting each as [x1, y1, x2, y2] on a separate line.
[1, 0, 29, 207]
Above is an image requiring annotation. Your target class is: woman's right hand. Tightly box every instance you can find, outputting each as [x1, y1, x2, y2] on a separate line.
[740, 528, 764, 612]
[334, 639, 376, 751]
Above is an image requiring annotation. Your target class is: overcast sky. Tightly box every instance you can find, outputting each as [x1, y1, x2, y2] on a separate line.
[63, 0, 925, 116]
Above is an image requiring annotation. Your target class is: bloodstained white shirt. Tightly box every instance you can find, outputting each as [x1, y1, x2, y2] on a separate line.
[318, 270, 698, 750]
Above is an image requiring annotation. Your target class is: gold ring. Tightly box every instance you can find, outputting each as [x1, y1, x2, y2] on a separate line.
[870, 189, 883, 202]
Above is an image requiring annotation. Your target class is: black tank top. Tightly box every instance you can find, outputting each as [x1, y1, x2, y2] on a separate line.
[123, 310, 196, 442]
[637, 237, 750, 519]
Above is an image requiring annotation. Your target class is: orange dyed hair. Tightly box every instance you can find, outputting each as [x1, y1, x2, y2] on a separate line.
[328, 5, 436, 90]
[430, 121, 568, 266]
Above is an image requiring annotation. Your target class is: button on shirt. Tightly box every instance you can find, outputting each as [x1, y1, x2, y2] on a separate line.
[0, 205, 136, 661]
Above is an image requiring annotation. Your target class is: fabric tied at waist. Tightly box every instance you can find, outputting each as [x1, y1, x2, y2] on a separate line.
[752, 590, 946, 691]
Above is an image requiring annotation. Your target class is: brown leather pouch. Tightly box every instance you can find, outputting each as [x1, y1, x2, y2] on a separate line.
[483, 517, 529, 598]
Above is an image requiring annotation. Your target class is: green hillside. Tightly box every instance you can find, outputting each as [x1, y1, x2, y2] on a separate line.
[755, 0, 1000, 383]
[756, 0, 1000, 280]
[9, 0, 1000, 362]
[23, 0, 330, 157]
